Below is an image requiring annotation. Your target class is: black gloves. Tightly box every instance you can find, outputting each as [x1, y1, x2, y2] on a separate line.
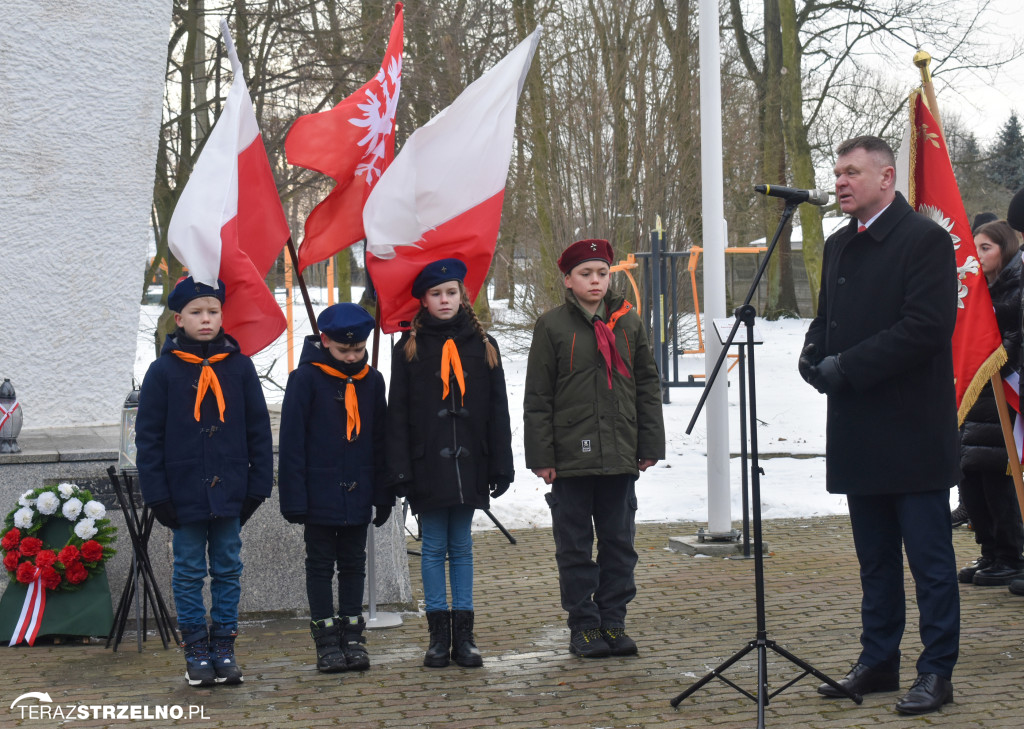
[283, 512, 306, 525]
[239, 497, 264, 526]
[809, 354, 849, 395]
[489, 480, 511, 499]
[150, 501, 180, 530]
[372, 504, 393, 528]
[798, 343, 822, 384]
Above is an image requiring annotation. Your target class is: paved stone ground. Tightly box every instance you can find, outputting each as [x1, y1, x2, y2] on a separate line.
[5, 516, 1022, 728]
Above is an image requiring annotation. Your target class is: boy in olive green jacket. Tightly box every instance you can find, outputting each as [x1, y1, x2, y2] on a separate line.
[524, 238, 665, 658]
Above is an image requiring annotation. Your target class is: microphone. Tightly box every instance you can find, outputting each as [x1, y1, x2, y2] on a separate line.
[755, 184, 831, 206]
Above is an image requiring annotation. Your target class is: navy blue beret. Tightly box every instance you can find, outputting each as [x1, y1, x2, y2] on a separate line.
[317, 303, 375, 343]
[168, 276, 225, 312]
[411, 258, 467, 299]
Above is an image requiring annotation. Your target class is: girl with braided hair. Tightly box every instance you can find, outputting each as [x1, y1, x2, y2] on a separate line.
[384, 258, 514, 668]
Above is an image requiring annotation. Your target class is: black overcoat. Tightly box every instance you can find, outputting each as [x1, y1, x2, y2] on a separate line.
[277, 336, 388, 526]
[384, 310, 515, 514]
[804, 193, 960, 495]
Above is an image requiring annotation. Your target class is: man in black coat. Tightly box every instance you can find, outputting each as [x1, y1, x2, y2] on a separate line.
[800, 136, 960, 716]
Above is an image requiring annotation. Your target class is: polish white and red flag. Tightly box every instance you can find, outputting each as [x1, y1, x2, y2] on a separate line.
[364, 27, 542, 332]
[285, 3, 404, 273]
[1003, 371, 1023, 461]
[167, 20, 290, 356]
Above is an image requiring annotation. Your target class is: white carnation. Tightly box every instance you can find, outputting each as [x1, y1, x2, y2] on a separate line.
[13, 507, 34, 529]
[36, 491, 60, 515]
[62, 497, 84, 521]
[17, 490, 35, 507]
[83, 501, 106, 520]
[57, 483, 78, 499]
[74, 518, 98, 540]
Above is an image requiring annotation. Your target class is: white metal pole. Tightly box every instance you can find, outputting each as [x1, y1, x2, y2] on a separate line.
[699, 0, 732, 536]
[363, 505, 403, 629]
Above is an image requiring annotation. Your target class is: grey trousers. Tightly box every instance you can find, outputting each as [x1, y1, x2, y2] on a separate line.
[546, 474, 638, 630]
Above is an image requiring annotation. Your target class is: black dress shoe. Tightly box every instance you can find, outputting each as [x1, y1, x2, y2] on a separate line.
[895, 673, 953, 715]
[817, 662, 900, 698]
[958, 556, 993, 584]
[972, 561, 1024, 586]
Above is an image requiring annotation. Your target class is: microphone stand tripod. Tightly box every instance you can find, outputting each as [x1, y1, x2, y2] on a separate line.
[670, 199, 861, 726]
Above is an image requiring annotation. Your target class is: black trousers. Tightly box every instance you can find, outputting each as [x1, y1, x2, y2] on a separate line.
[303, 523, 368, 620]
[546, 474, 638, 630]
[847, 490, 960, 678]
[960, 469, 1024, 567]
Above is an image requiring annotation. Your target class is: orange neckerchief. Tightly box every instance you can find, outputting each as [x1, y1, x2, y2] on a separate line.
[440, 338, 466, 401]
[171, 351, 230, 422]
[311, 362, 370, 440]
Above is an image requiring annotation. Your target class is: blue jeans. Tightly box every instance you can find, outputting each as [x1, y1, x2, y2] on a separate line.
[420, 505, 475, 612]
[172, 518, 242, 630]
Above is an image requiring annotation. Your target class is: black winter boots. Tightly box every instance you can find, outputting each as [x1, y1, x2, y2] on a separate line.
[340, 615, 370, 671]
[209, 622, 244, 684]
[310, 618, 348, 673]
[423, 610, 451, 667]
[450, 610, 483, 668]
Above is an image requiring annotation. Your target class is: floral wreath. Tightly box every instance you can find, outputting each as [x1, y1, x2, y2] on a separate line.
[2, 483, 117, 592]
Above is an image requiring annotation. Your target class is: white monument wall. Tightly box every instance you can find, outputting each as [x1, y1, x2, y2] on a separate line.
[0, 1, 172, 427]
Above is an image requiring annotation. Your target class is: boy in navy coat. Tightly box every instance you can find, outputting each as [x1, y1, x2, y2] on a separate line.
[136, 277, 273, 687]
[277, 303, 391, 673]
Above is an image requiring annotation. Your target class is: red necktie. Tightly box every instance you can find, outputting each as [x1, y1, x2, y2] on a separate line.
[857, 224, 867, 233]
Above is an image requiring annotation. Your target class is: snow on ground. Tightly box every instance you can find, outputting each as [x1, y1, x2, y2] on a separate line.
[134, 288, 856, 532]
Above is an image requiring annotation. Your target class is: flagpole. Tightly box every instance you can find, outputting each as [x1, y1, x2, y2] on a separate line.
[913, 51, 944, 140]
[990, 373, 1024, 521]
[285, 237, 321, 338]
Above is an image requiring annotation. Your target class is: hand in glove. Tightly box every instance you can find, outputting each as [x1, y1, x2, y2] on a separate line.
[489, 480, 511, 498]
[372, 504, 393, 528]
[150, 501, 180, 530]
[239, 496, 264, 526]
[283, 512, 306, 525]
[798, 343, 822, 384]
[809, 354, 848, 395]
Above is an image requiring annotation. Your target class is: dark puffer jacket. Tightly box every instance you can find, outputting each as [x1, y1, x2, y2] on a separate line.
[960, 253, 1022, 472]
[524, 289, 665, 477]
[136, 330, 273, 524]
[277, 336, 388, 526]
[384, 309, 514, 514]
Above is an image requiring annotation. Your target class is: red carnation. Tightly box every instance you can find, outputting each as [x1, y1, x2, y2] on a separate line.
[57, 544, 81, 566]
[40, 566, 62, 590]
[80, 540, 104, 563]
[3, 550, 20, 572]
[0, 528, 19, 551]
[15, 562, 37, 584]
[18, 537, 43, 557]
[35, 550, 58, 569]
[65, 561, 88, 585]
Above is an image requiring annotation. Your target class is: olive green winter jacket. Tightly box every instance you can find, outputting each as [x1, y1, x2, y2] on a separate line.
[523, 289, 665, 478]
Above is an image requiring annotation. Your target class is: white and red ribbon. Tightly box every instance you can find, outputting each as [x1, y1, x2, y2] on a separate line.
[0, 398, 19, 431]
[9, 568, 46, 647]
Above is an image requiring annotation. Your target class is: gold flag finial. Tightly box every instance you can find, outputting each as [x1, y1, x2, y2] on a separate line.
[913, 50, 933, 84]
[655, 214, 663, 238]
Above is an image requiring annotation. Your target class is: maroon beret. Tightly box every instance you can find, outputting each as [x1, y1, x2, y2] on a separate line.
[557, 239, 614, 274]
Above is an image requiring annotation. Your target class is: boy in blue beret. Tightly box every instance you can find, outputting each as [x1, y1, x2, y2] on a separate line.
[136, 276, 274, 687]
[277, 302, 392, 673]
